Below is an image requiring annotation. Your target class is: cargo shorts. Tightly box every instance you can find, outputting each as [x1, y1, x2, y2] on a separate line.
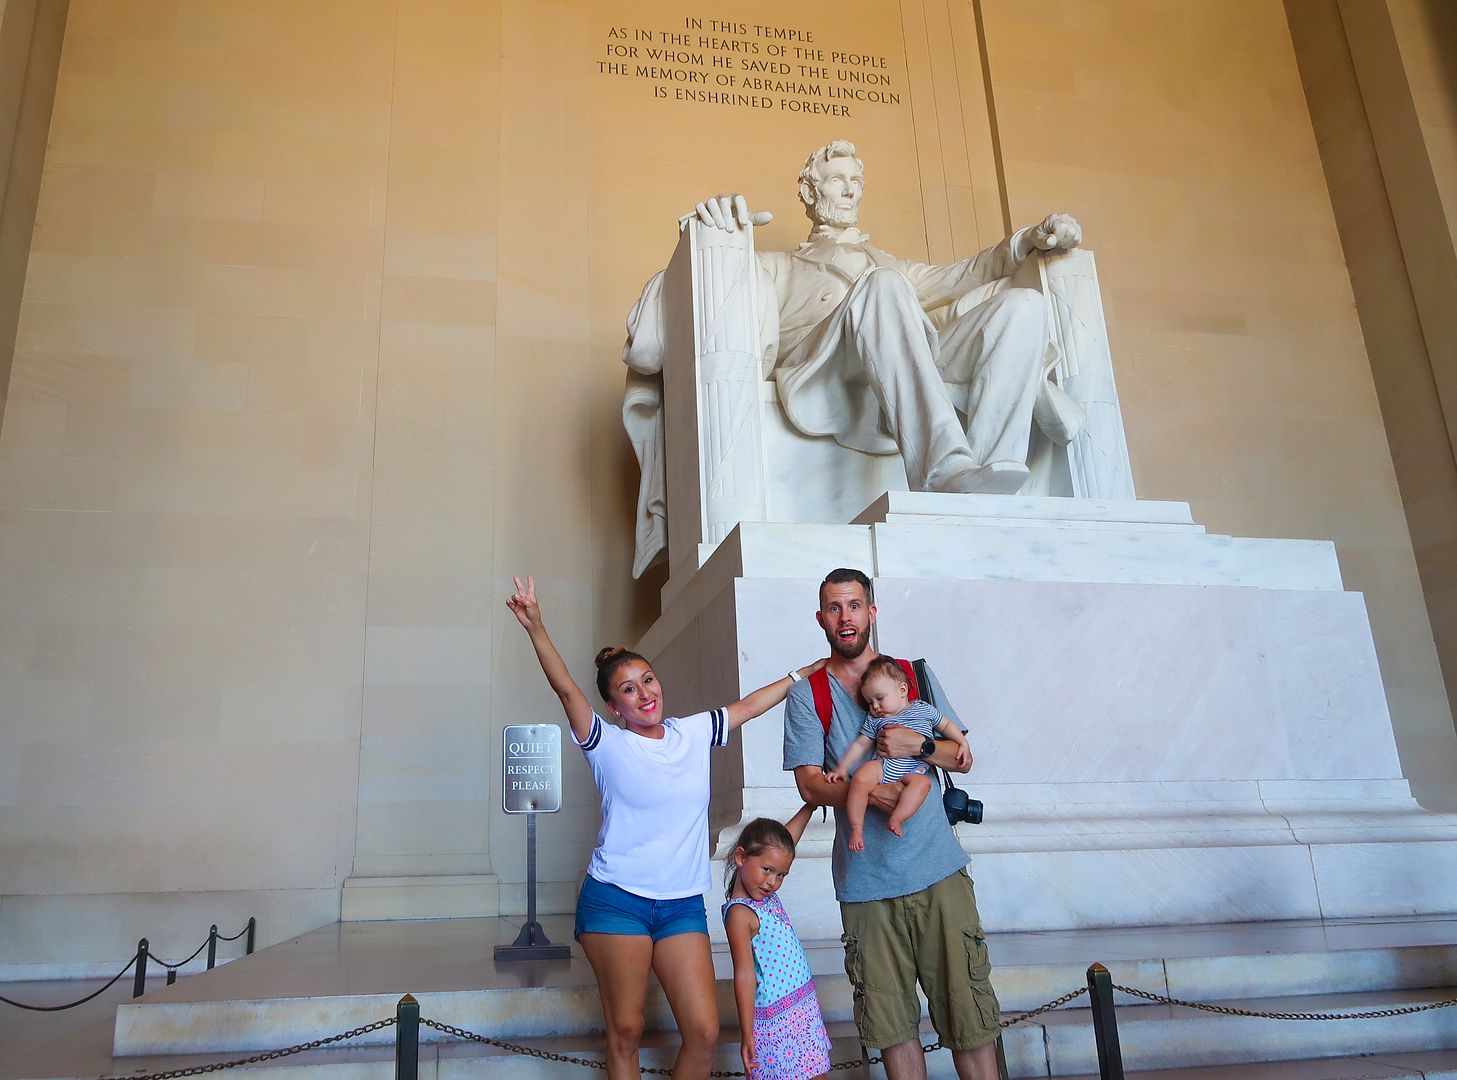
[839, 868, 1001, 1050]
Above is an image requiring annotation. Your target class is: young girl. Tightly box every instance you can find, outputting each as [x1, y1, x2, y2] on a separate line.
[507, 575, 826, 1080]
[723, 807, 833, 1080]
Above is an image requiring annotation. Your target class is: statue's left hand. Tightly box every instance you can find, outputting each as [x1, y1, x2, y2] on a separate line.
[691, 194, 774, 233]
[1029, 212, 1082, 252]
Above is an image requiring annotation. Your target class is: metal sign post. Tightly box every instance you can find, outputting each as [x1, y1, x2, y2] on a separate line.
[496, 724, 570, 961]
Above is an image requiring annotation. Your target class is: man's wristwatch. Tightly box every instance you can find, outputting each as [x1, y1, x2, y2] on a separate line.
[787, 669, 803, 683]
[917, 736, 936, 759]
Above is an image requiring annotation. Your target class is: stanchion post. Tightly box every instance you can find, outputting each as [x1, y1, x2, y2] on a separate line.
[495, 726, 570, 961]
[395, 994, 420, 1080]
[995, 1033, 1010, 1080]
[207, 925, 218, 970]
[245, 917, 256, 955]
[1087, 963, 1124, 1080]
[132, 939, 149, 999]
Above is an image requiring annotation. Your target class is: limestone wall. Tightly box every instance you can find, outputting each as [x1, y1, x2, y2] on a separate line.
[0, 0, 67, 429]
[0, 0, 1453, 971]
[1287, 0, 1457, 788]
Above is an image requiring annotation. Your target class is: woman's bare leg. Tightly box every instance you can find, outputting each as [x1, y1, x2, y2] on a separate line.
[652, 932, 721, 1079]
[580, 932, 654, 1080]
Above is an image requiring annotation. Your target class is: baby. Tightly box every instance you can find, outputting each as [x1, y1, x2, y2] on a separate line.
[827, 655, 971, 851]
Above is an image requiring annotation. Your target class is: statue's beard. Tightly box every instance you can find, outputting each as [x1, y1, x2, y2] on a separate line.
[813, 198, 858, 228]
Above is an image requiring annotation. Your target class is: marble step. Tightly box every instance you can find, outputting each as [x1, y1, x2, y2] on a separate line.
[1029, 987, 1457, 1075]
[24, 920, 1457, 1079]
[423, 994, 1457, 1078]
[1055, 1051, 1457, 1080]
[28, 980, 1457, 1080]
[850, 491, 1204, 530]
[112, 934, 1457, 1055]
[19, 1031, 1457, 1078]
[21, 1045, 1457, 1080]
[706, 517, 1344, 591]
[76, 1002, 1457, 1080]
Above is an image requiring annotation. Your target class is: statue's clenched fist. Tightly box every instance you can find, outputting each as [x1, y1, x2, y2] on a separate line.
[1030, 212, 1081, 252]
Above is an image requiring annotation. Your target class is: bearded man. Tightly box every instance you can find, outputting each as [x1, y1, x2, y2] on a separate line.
[783, 567, 1002, 1080]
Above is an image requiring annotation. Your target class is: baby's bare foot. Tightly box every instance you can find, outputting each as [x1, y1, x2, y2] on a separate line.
[848, 828, 865, 852]
[887, 820, 905, 838]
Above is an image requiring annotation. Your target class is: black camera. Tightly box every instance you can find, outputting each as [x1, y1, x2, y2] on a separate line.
[904, 657, 984, 826]
[942, 777, 983, 826]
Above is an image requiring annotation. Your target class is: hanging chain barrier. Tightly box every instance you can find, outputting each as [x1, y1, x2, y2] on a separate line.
[1001, 985, 1089, 1026]
[0, 955, 137, 1012]
[1111, 982, 1457, 1020]
[425, 1013, 821, 1076]
[92, 1018, 399, 1080]
[422, 1017, 634, 1074]
[414, 977, 1457, 1077]
[418, 986, 1087, 1077]
[0, 919, 256, 1011]
[26, 968, 1457, 1080]
[147, 937, 213, 971]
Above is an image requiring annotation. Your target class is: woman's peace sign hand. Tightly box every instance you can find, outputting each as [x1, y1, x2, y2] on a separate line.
[506, 575, 542, 633]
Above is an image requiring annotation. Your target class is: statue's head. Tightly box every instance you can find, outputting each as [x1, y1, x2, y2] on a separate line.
[799, 139, 864, 228]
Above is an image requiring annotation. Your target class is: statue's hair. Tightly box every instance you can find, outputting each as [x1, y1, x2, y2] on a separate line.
[799, 139, 863, 219]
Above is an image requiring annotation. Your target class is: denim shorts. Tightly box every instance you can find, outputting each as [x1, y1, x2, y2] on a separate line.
[573, 874, 708, 941]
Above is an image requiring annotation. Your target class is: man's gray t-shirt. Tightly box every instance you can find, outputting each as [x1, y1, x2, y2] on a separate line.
[784, 662, 970, 903]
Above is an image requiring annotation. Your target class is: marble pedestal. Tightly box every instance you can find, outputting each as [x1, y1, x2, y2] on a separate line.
[635, 492, 1457, 940]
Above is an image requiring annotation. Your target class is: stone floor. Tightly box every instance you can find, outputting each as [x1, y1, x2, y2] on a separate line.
[5, 912, 1457, 1078]
[94, 910, 1457, 1006]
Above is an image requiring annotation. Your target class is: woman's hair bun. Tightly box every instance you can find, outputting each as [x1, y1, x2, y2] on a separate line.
[595, 646, 628, 669]
[593, 646, 650, 703]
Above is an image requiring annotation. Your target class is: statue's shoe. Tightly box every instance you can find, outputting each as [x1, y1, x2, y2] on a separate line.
[929, 460, 1029, 495]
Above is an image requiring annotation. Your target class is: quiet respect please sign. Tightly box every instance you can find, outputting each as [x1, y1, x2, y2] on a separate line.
[501, 725, 563, 814]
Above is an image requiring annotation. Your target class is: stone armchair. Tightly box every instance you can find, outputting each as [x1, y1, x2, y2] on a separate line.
[622, 219, 1136, 583]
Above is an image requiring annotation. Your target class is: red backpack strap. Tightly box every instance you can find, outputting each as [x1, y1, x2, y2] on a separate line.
[808, 668, 834, 735]
[895, 657, 921, 702]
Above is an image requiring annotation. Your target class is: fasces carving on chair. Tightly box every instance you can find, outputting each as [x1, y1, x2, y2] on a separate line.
[623, 139, 1130, 578]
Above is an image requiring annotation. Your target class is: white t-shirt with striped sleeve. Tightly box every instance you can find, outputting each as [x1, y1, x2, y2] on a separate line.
[573, 708, 730, 900]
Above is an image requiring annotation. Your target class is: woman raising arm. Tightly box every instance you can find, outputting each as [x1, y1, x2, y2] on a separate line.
[506, 575, 824, 1080]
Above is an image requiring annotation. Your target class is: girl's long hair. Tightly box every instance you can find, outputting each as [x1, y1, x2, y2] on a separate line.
[723, 817, 797, 900]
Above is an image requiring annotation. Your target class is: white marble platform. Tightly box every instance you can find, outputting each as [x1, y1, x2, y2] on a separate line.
[852, 491, 1203, 529]
[658, 492, 1345, 609]
[633, 493, 1457, 939]
[339, 874, 500, 922]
